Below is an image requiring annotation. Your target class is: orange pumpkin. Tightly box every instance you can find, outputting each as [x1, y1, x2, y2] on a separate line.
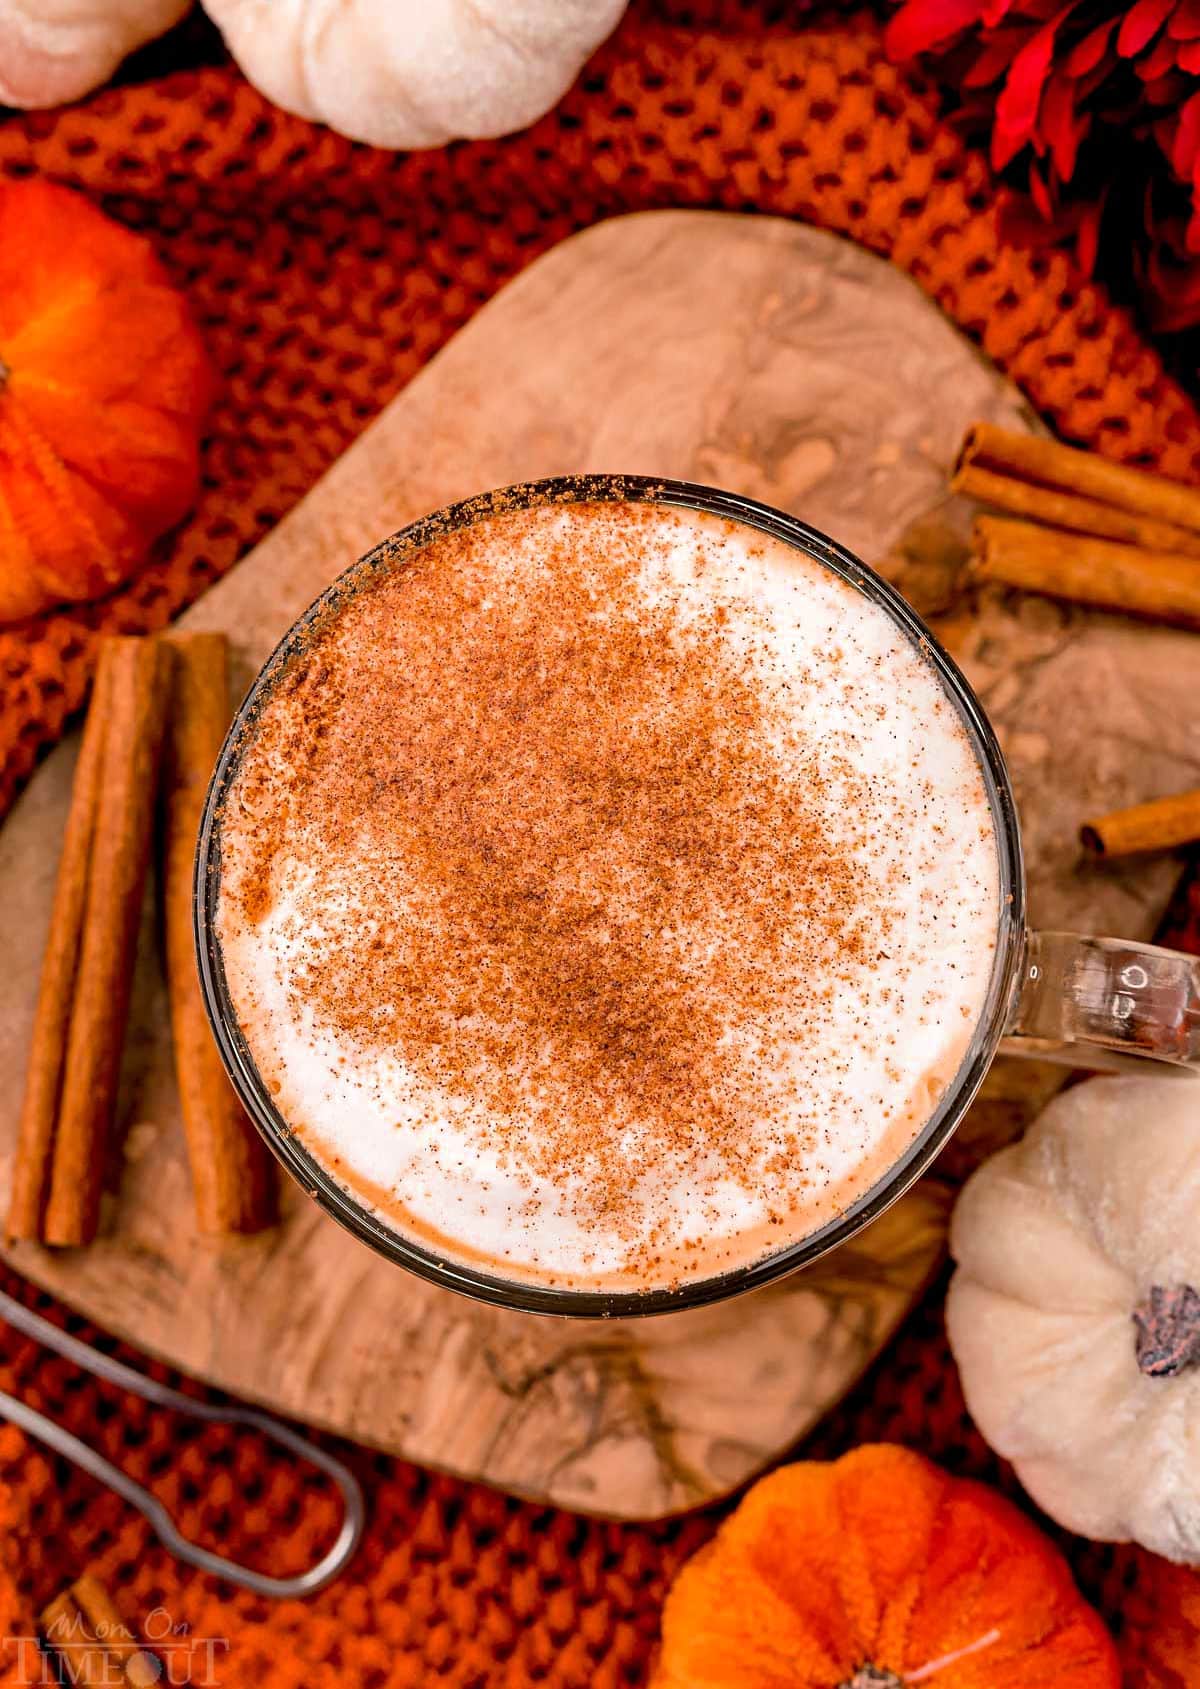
[0, 178, 215, 623]
[652, 1445, 1120, 1688]
[1120, 1553, 1200, 1687]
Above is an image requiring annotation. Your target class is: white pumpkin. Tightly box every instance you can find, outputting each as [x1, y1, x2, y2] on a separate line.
[202, 0, 630, 150]
[0, 0, 190, 108]
[947, 1074, 1200, 1562]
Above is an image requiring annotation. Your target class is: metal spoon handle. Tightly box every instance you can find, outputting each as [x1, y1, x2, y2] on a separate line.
[0, 1288, 365, 1597]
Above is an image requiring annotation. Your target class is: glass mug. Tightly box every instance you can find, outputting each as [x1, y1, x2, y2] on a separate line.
[194, 475, 1200, 1318]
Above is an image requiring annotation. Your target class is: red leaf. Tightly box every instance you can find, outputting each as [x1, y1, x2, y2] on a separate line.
[992, 3, 1077, 169]
[1144, 70, 1190, 104]
[1169, 0, 1200, 42]
[1155, 111, 1180, 163]
[884, 0, 990, 59]
[1138, 203, 1200, 330]
[1180, 40, 1200, 71]
[1076, 195, 1105, 276]
[1117, 0, 1177, 58]
[1074, 61, 1122, 104]
[1040, 70, 1088, 178]
[1171, 90, 1200, 174]
[1065, 18, 1118, 76]
[963, 27, 1039, 88]
[1143, 251, 1200, 331]
[1029, 164, 1055, 218]
[1137, 32, 1183, 79]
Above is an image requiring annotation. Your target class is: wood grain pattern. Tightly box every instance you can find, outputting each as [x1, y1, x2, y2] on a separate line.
[1, 212, 1196, 1519]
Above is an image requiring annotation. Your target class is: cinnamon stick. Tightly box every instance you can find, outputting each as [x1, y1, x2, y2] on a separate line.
[1082, 788, 1200, 858]
[970, 516, 1200, 631]
[7, 648, 115, 1241]
[162, 634, 275, 1233]
[42, 638, 171, 1247]
[40, 1577, 158, 1688]
[71, 1574, 160, 1689]
[958, 421, 1200, 533]
[953, 461, 1200, 557]
[39, 1588, 112, 1689]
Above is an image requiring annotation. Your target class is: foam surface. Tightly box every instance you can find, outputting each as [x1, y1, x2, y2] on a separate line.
[218, 499, 999, 1290]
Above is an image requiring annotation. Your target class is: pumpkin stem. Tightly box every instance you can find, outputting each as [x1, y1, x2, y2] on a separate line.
[1133, 1283, 1200, 1376]
[836, 1669, 905, 1689]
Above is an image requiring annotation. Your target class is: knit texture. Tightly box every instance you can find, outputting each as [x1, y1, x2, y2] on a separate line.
[1, 4, 1199, 1683]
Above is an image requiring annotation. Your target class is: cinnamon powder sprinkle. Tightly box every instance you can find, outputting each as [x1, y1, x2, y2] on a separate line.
[218, 498, 996, 1285]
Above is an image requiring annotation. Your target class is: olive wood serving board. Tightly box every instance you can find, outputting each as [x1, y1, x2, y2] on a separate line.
[2, 212, 1198, 1521]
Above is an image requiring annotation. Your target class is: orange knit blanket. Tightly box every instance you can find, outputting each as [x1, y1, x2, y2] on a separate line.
[1, 5, 1198, 1683]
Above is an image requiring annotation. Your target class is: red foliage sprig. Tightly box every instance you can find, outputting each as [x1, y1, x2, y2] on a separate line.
[885, 0, 1200, 329]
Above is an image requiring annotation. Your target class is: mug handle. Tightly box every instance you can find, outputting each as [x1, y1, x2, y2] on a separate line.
[1001, 931, 1200, 1070]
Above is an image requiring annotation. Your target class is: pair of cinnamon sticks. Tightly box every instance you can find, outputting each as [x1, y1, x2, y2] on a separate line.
[957, 423, 1200, 860]
[7, 632, 275, 1247]
[960, 421, 1200, 630]
[41, 1575, 159, 1688]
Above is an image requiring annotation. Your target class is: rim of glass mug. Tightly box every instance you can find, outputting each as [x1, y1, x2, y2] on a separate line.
[194, 473, 1029, 1319]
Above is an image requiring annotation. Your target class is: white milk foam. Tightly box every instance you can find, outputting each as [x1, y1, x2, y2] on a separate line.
[218, 500, 1000, 1291]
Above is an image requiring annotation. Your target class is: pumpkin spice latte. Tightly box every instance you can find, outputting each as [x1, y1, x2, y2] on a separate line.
[216, 495, 999, 1291]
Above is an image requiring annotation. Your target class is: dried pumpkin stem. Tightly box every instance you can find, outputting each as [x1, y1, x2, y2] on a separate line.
[1133, 1283, 1200, 1376]
[835, 1624, 1007, 1687]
